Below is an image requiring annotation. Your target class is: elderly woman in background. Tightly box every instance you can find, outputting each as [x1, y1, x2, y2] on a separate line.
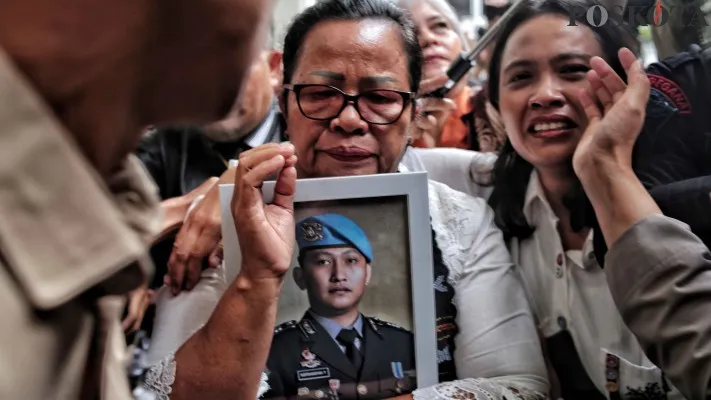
[143, 0, 548, 399]
[397, 0, 479, 150]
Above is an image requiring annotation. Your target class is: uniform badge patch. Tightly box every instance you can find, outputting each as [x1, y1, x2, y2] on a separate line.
[647, 74, 691, 114]
[300, 320, 317, 336]
[329, 379, 341, 391]
[301, 221, 324, 242]
[296, 367, 331, 381]
[300, 349, 321, 368]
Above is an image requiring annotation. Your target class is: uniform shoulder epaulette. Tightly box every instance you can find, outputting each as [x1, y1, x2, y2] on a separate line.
[274, 320, 298, 335]
[368, 317, 409, 332]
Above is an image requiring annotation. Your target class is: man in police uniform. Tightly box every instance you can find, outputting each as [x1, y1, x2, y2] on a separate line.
[265, 213, 416, 400]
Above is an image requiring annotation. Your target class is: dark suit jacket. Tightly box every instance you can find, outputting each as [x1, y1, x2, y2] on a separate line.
[265, 313, 416, 400]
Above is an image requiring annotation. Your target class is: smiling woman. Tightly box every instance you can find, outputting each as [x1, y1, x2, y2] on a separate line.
[485, 0, 684, 398]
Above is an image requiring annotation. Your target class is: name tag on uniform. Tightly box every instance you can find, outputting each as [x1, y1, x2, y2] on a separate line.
[297, 367, 331, 381]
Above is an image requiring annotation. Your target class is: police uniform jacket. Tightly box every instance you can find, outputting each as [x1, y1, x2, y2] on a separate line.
[264, 312, 415, 400]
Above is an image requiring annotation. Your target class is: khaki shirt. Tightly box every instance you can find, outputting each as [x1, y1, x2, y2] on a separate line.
[0, 49, 161, 399]
[511, 171, 682, 399]
[606, 214, 711, 400]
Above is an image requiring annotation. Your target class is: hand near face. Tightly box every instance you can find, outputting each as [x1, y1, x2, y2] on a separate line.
[412, 75, 457, 147]
[573, 48, 650, 174]
[232, 143, 298, 282]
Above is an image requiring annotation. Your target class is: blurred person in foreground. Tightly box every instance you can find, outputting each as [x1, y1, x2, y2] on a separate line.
[129, 43, 284, 340]
[0, 0, 274, 398]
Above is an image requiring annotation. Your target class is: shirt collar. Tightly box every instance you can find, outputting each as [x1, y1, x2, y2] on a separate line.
[0, 48, 161, 309]
[243, 105, 278, 149]
[523, 169, 555, 222]
[309, 310, 364, 340]
[523, 171, 597, 269]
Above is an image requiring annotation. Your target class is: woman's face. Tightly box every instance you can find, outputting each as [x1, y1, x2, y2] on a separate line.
[408, 1, 463, 80]
[497, 14, 604, 169]
[285, 19, 413, 178]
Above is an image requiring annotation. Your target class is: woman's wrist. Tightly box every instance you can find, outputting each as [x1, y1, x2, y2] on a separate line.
[577, 157, 662, 246]
[233, 267, 285, 302]
[574, 150, 633, 186]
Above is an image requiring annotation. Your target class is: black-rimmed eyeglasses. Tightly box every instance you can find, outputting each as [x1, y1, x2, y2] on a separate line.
[283, 84, 415, 125]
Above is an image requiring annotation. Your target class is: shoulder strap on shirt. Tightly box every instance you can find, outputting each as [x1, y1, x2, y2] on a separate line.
[274, 320, 297, 335]
[367, 317, 410, 332]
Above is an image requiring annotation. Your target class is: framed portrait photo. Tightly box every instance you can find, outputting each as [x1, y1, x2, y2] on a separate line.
[219, 172, 437, 400]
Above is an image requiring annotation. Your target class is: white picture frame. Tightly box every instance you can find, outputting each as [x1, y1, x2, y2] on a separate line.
[219, 171, 438, 393]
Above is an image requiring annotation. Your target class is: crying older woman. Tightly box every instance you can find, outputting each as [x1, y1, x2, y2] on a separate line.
[143, 1, 548, 399]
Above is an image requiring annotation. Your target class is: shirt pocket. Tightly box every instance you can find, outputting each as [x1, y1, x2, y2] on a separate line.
[600, 350, 684, 399]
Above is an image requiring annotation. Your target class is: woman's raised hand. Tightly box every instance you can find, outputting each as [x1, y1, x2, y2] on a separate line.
[412, 74, 457, 147]
[231, 143, 298, 283]
[573, 47, 650, 175]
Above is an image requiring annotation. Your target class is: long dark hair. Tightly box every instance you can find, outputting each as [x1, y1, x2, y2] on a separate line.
[486, 0, 638, 240]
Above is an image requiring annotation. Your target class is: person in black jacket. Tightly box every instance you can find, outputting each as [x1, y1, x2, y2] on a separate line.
[636, 45, 711, 236]
[592, 44, 711, 265]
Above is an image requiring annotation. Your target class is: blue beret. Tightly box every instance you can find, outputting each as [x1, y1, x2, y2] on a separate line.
[296, 213, 373, 263]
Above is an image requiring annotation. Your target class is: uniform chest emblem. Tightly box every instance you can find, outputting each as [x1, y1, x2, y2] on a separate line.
[301, 349, 322, 368]
[301, 222, 324, 242]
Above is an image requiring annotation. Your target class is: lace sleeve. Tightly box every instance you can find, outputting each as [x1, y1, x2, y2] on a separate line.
[141, 354, 270, 400]
[142, 353, 176, 400]
[427, 181, 549, 394]
[412, 378, 547, 400]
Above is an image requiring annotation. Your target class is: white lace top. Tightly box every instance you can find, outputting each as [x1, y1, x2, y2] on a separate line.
[142, 180, 548, 399]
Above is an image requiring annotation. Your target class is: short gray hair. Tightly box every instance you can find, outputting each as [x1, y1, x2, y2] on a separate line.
[397, 0, 470, 51]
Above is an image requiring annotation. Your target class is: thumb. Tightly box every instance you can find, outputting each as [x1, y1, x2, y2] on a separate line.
[272, 164, 297, 211]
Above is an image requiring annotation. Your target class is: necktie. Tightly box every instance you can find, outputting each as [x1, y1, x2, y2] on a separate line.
[337, 328, 363, 372]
